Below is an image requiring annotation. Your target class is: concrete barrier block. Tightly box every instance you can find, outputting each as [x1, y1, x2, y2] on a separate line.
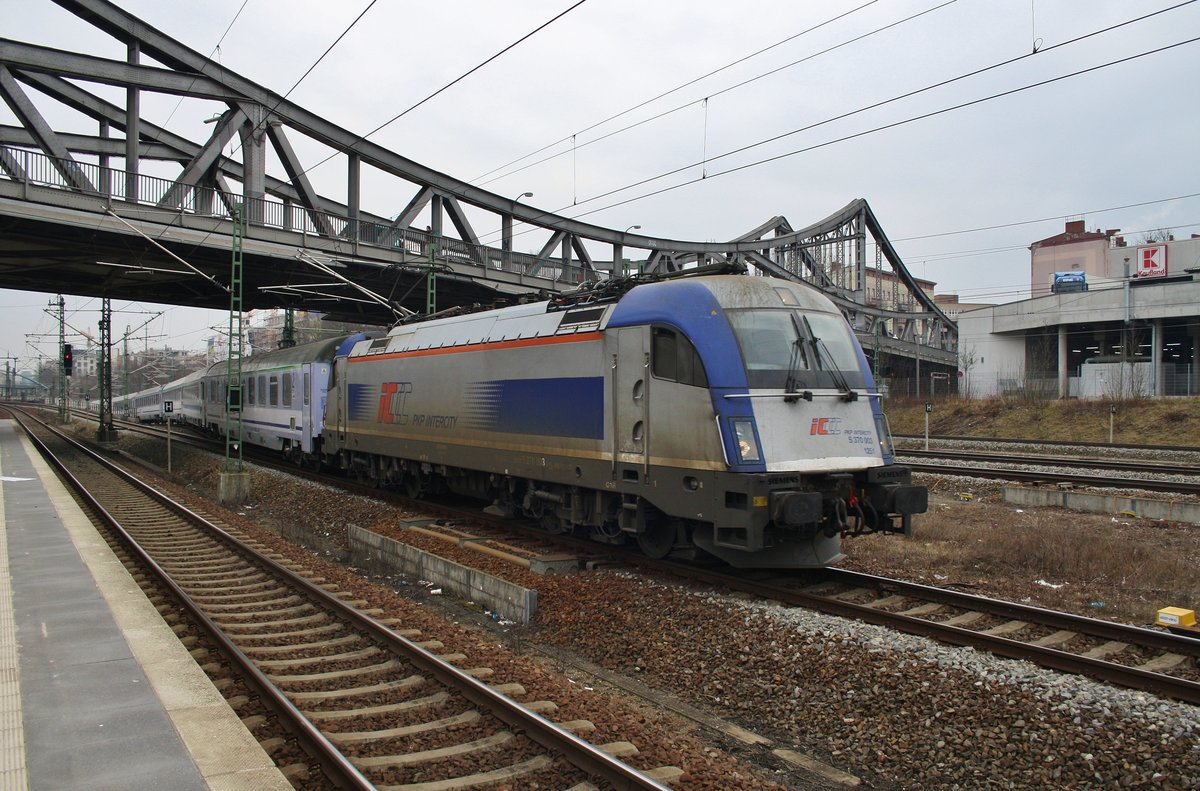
[347, 525, 537, 623]
[1002, 486, 1200, 525]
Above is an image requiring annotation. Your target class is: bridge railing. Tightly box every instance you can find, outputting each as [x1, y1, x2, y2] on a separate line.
[0, 146, 591, 286]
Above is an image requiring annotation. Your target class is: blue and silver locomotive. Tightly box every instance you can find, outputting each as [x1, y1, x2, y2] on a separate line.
[321, 269, 926, 568]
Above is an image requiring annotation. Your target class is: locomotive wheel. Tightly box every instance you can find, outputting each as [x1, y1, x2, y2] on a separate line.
[636, 516, 679, 559]
[403, 475, 423, 499]
[541, 512, 568, 535]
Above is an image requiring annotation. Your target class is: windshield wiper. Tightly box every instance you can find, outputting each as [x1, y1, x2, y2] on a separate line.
[784, 338, 810, 403]
[784, 315, 811, 403]
[803, 316, 858, 402]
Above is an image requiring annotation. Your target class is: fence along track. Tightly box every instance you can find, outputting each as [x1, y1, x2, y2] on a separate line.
[15, 410, 672, 790]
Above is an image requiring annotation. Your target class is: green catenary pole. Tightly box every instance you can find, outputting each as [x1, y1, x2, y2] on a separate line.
[224, 205, 245, 472]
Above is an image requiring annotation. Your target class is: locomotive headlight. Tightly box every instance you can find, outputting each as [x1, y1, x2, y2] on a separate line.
[731, 419, 761, 463]
[874, 412, 895, 457]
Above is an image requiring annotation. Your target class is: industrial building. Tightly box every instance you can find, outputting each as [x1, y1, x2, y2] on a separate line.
[957, 223, 1200, 399]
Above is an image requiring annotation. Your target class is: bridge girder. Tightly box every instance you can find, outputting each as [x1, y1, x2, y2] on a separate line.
[0, 0, 956, 367]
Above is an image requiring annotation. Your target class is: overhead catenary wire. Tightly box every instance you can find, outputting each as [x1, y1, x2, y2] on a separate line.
[470, 0, 894, 184]
[159, 0, 252, 129]
[283, 0, 593, 189]
[901, 220, 1200, 264]
[892, 195, 1200, 243]
[478, 3, 1197, 245]
[475, 0, 962, 190]
[226, 0, 380, 158]
[279, 1, 378, 104]
[551, 35, 1200, 228]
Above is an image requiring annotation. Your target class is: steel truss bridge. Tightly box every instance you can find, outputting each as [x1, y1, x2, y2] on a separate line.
[0, 0, 955, 369]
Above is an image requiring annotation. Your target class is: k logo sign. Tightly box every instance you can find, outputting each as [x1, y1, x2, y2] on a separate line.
[1138, 244, 1168, 279]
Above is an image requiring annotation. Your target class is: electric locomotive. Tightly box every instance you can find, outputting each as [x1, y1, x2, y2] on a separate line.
[323, 267, 925, 568]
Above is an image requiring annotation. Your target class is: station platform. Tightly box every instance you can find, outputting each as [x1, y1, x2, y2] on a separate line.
[0, 420, 290, 791]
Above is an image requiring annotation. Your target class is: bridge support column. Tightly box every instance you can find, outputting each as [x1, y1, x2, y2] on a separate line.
[1152, 318, 1163, 396]
[502, 214, 513, 270]
[1187, 324, 1200, 396]
[125, 42, 139, 201]
[1058, 324, 1069, 399]
[238, 106, 268, 224]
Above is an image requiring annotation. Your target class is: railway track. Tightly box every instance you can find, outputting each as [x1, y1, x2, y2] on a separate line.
[894, 434, 1200, 454]
[58, 408, 1200, 704]
[898, 458, 1200, 496]
[898, 447, 1200, 476]
[14, 409, 677, 790]
[665, 564, 1200, 705]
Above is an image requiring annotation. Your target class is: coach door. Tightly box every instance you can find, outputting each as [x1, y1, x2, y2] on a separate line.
[610, 327, 649, 479]
[333, 358, 348, 440]
[301, 366, 313, 451]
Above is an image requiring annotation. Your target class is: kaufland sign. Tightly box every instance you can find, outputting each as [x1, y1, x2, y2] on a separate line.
[1137, 244, 1168, 278]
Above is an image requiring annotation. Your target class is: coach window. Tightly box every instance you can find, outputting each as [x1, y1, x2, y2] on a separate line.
[269, 375, 279, 406]
[282, 373, 293, 407]
[651, 327, 708, 388]
[246, 376, 255, 405]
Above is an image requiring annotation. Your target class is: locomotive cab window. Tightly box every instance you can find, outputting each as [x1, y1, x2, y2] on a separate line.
[651, 327, 708, 388]
[727, 308, 866, 390]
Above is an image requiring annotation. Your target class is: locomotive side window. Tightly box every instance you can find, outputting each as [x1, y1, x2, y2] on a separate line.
[651, 327, 708, 387]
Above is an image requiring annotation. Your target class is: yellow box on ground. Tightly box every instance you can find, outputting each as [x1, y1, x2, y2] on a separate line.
[1155, 607, 1196, 628]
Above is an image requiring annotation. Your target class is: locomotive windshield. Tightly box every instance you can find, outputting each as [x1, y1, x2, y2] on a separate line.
[727, 309, 866, 390]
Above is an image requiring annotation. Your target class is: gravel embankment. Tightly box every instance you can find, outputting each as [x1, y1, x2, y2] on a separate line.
[122, 435, 1200, 789]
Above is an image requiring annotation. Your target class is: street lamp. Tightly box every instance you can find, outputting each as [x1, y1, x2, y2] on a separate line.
[514, 191, 533, 201]
[619, 226, 642, 277]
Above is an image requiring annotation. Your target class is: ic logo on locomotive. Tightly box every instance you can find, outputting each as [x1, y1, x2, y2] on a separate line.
[377, 382, 413, 424]
[809, 417, 842, 436]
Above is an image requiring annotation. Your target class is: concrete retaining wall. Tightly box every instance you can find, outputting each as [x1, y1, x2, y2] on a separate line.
[1002, 486, 1200, 525]
[347, 525, 537, 623]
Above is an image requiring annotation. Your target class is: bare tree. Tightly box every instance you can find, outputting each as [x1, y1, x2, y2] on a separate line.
[1140, 228, 1174, 244]
[958, 344, 979, 399]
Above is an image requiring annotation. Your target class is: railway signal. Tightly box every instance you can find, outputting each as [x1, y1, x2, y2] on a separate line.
[62, 343, 73, 376]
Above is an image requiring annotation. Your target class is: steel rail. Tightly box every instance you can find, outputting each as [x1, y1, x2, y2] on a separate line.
[58, 406, 1200, 705]
[904, 461, 1200, 496]
[16, 409, 671, 791]
[640, 561, 1200, 706]
[821, 568, 1200, 658]
[899, 447, 1200, 476]
[15, 411, 378, 790]
[895, 434, 1200, 454]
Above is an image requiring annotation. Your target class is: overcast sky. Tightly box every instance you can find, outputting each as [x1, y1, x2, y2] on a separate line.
[3, 0, 1198, 371]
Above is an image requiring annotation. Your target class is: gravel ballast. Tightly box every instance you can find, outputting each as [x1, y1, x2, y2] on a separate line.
[119, 433, 1200, 789]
